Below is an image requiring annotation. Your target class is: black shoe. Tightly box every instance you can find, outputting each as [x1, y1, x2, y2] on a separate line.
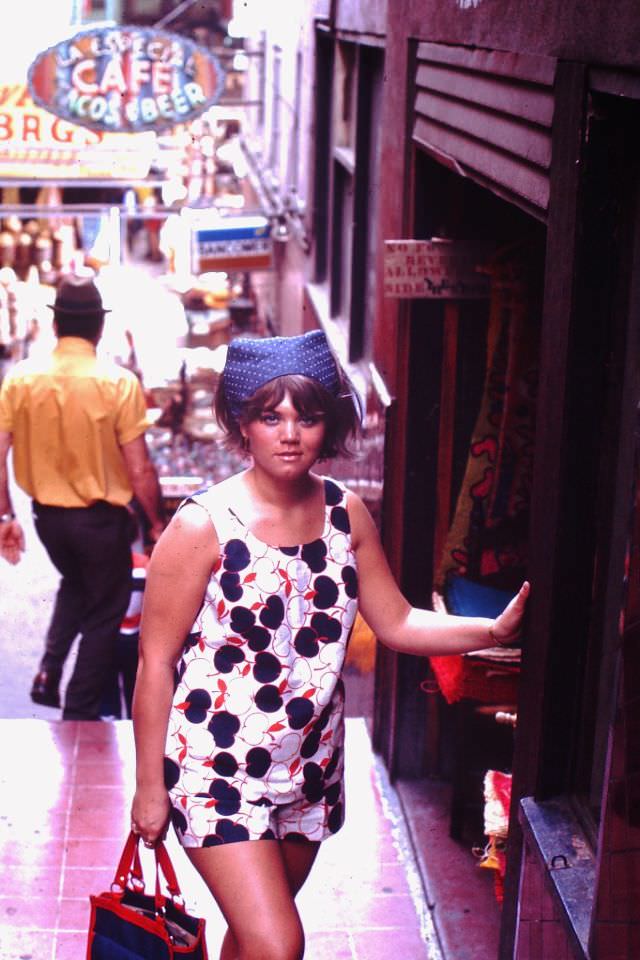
[30, 670, 61, 708]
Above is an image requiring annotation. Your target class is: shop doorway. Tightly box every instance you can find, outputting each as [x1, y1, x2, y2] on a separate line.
[391, 150, 546, 955]
[399, 149, 545, 794]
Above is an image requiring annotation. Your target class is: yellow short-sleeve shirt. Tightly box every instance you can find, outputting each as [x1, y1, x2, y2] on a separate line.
[0, 337, 149, 508]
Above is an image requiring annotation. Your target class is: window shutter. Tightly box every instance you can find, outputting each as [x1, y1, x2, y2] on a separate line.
[413, 42, 556, 219]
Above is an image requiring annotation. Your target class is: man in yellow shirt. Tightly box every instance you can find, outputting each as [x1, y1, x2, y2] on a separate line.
[0, 276, 165, 720]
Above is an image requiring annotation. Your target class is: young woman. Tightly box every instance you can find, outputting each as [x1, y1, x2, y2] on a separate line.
[131, 330, 529, 960]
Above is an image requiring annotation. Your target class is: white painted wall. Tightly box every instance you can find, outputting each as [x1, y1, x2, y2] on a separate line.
[232, 1, 330, 225]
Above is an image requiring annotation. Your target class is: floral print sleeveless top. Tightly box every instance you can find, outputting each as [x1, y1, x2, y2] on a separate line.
[163, 477, 358, 847]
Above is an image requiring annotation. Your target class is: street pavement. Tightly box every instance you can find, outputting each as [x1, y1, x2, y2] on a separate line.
[0, 460, 439, 960]
[0, 515, 439, 958]
[0, 465, 74, 720]
[0, 717, 440, 960]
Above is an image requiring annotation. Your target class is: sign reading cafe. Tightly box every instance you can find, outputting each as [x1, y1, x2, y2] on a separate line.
[28, 26, 225, 133]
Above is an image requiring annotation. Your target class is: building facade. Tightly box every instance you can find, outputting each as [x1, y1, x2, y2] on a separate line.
[237, 2, 640, 957]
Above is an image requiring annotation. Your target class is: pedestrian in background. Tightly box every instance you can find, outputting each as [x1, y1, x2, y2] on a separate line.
[0, 275, 165, 720]
[130, 330, 529, 960]
[100, 549, 149, 720]
[0, 280, 11, 385]
[0, 267, 19, 384]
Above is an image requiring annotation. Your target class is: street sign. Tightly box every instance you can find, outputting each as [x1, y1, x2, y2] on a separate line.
[28, 26, 225, 134]
[193, 215, 272, 273]
[384, 239, 490, 299]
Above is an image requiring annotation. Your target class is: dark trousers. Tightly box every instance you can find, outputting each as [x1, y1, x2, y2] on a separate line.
[33, 501, 132, 721]
[100, 632, 139, 719]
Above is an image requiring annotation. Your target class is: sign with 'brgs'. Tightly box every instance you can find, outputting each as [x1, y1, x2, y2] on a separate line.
[28, 26, 225, 134]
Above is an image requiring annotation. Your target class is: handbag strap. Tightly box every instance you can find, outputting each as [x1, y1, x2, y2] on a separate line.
[131, 843, 144, 888]
[154, 842, 182, 900]
[113, 831, 184, 911]
[113, 830, 141, 890]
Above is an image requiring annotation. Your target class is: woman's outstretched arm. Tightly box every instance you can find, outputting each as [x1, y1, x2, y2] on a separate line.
[131, 502, 219, 844]
[349, 492, 529, 656]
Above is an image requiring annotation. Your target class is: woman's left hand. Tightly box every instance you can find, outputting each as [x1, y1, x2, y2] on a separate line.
[491, 580, 530, 645]
[131, 785, 171, 848]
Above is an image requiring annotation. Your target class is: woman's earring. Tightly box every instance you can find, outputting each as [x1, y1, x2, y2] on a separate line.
[242, 436, 250, 453]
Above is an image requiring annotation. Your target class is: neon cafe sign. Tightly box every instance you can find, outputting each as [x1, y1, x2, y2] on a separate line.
[28, 26, 225, 133]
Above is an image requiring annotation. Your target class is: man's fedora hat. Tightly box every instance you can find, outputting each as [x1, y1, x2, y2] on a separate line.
[49, 276, 110, 315]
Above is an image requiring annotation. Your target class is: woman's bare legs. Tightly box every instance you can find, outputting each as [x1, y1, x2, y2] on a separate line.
[187, 838, 320, 960]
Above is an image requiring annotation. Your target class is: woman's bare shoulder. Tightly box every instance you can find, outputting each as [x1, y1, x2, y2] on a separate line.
[172, 500, 217, 532]
[146, 505, 218, 586]
[208, 471, 248, 501]
[179, 472, 247, 517]
[343, 488, 379, 550]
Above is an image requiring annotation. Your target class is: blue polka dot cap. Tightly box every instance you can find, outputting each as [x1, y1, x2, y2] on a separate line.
[223, 330, 341, 420]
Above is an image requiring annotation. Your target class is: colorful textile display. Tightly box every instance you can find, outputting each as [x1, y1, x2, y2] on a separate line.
[477, 769, 512, 903]
[435, 254, 540, 592]
[428, 579, 520, 703]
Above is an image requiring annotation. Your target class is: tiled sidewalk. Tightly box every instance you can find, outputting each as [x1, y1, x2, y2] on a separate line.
[0, 717, 439, 960]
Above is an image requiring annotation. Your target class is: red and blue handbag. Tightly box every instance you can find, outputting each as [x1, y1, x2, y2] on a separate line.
[86, 831, 208, 959]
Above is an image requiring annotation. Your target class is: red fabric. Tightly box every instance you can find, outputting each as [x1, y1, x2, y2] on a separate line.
[429, 655, 464, 704]
[481, 771, 513, 904]
[484, 770, 512, 833]
[429, 654, 519, 704]
[120, 552, 148, 634]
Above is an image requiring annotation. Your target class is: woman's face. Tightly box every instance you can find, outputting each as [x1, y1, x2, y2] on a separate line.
[241, 391, 327, 477]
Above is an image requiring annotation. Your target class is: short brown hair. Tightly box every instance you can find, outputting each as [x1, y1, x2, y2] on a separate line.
[215, 372, 361, 459]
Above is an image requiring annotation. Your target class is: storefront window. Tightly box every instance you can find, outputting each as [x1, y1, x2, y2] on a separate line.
[334, 42, 356, 151]
[312, 29, 333, 283]
[329, 41, 356, 327]
[330, 160, 353, 320]
[314, 37, 383, 362]
[348, 45, 383, 362]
